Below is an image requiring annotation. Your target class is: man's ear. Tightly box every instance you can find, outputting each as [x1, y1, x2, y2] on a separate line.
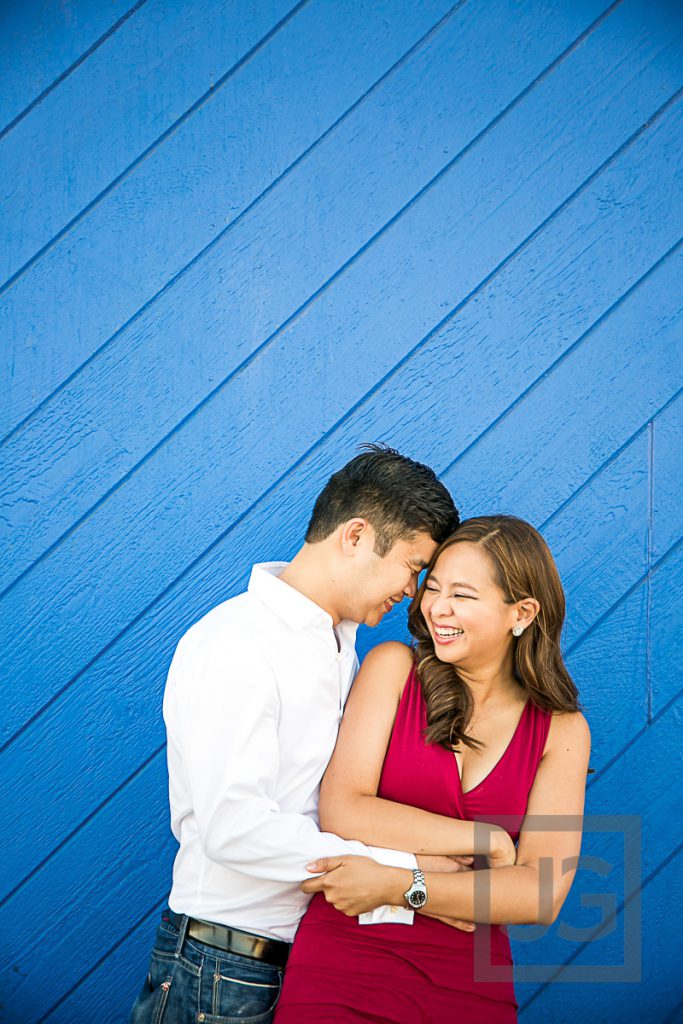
[339, 518, 371, 555]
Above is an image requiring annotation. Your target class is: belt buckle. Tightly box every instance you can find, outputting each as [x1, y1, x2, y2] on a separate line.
[250, 936, 270, 961]
[232, 930, 268, 961]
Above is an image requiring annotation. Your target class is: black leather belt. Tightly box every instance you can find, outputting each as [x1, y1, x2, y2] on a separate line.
[167, 910, 290, 968]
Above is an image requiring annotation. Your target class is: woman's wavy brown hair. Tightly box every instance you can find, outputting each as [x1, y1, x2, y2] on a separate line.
[407, 515, 581, 752]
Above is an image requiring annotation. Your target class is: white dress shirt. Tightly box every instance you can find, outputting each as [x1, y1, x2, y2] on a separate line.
[165, 562, 415, 941]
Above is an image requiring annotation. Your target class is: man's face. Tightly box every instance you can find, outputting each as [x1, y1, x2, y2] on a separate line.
[355, 530, 438, 627]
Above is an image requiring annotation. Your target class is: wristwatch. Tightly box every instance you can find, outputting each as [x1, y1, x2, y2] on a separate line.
[403, 868, 428, 909]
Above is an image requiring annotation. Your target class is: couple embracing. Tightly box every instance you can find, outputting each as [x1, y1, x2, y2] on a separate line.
[130, 445, 590, 1024]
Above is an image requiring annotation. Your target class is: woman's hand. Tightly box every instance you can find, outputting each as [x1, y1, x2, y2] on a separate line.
[302, 856, 477, 932]
[302, 856, 409, 916]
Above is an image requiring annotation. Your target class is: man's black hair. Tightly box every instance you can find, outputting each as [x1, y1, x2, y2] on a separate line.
[305, 444, 459, 555]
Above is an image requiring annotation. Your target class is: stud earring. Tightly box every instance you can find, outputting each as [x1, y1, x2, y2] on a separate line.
[512, 626, 524, 637]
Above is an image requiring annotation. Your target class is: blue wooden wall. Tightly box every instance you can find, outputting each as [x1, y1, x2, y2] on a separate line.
[1, 1, 681, 1020]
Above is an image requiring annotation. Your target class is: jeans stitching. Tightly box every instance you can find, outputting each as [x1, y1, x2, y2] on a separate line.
[152, 976, 172, 1024]
[152, 945, 203, 977]
[208, 968, 282, 1022]
[216, 976, 279, 987]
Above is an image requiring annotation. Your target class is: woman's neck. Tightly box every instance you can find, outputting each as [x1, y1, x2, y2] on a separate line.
[456, 659, 524, 710]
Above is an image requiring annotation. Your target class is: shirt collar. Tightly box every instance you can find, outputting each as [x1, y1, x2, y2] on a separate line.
[248, 563, 358, 643]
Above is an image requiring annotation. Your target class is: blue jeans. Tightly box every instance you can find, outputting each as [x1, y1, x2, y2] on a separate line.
[129, 912, 284, 1023]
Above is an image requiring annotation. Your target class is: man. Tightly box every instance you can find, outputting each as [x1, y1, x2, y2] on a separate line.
[129, 445, 459, 1023]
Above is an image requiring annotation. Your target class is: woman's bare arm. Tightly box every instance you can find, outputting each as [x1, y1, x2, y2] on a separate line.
[305, 709, 590, 925]
[319, 641, 515, 863]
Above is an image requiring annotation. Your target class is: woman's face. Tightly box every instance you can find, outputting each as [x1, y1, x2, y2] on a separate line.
[419, 542, 519, 669]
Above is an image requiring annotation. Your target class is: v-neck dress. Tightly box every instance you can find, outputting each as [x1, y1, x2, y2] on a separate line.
[275, 664, 552, 1024]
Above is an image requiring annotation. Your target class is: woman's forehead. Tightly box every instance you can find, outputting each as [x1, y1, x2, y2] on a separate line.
[432, 542, 494, 583]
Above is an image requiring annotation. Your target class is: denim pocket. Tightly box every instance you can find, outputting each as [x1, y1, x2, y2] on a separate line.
[201, 968, 282, 1022]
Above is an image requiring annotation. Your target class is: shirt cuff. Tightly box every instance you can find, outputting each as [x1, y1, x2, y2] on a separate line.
[358, 904, 414, 925]
[358, 847, 416, 926]
[366, 846, 417, 870]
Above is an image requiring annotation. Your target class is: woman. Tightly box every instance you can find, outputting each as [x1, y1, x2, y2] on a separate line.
[274, 516, 591, 1023]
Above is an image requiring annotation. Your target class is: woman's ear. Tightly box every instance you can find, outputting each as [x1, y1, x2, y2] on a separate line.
[514, 598, 540, 630]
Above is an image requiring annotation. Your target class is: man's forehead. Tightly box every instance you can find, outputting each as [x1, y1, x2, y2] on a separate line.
[402, 532, 437, 565]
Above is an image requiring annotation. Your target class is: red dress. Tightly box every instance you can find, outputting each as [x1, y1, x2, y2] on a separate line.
[275, 665, 552, 1024]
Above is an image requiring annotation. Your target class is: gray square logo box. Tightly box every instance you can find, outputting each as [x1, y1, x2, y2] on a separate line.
[471, 814, 641, 984]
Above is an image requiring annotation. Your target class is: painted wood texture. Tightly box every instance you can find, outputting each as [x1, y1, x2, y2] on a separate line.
[1, 1, 681, 1021]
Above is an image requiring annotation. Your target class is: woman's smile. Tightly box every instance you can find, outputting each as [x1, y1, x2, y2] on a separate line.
[430, 621, 465, 645]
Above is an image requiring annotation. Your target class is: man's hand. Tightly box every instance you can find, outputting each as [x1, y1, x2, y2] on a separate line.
[302, 856, 408, 916]
[420, 909, 476, 932]
[416, 854, 474, 873]
[488, 828, 517, 869]
[414, 855, 476, 932]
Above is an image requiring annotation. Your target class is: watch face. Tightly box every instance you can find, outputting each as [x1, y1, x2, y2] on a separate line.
[408, 889, 427, 909]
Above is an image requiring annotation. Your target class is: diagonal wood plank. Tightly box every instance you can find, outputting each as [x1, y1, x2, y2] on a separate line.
[438, 250, 682, 540]
[650, 541, 683, 716]
[40, 900, 165, 1024]
[0, 754, 175, 1021]
[0, 0, 144, 135]
[651, 392, 683, 562]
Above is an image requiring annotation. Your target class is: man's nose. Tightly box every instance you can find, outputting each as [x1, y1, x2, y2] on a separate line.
[404, 575, 418, 598]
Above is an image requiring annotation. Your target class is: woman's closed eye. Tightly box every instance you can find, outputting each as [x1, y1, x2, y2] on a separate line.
[425, 586, 474, 599]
